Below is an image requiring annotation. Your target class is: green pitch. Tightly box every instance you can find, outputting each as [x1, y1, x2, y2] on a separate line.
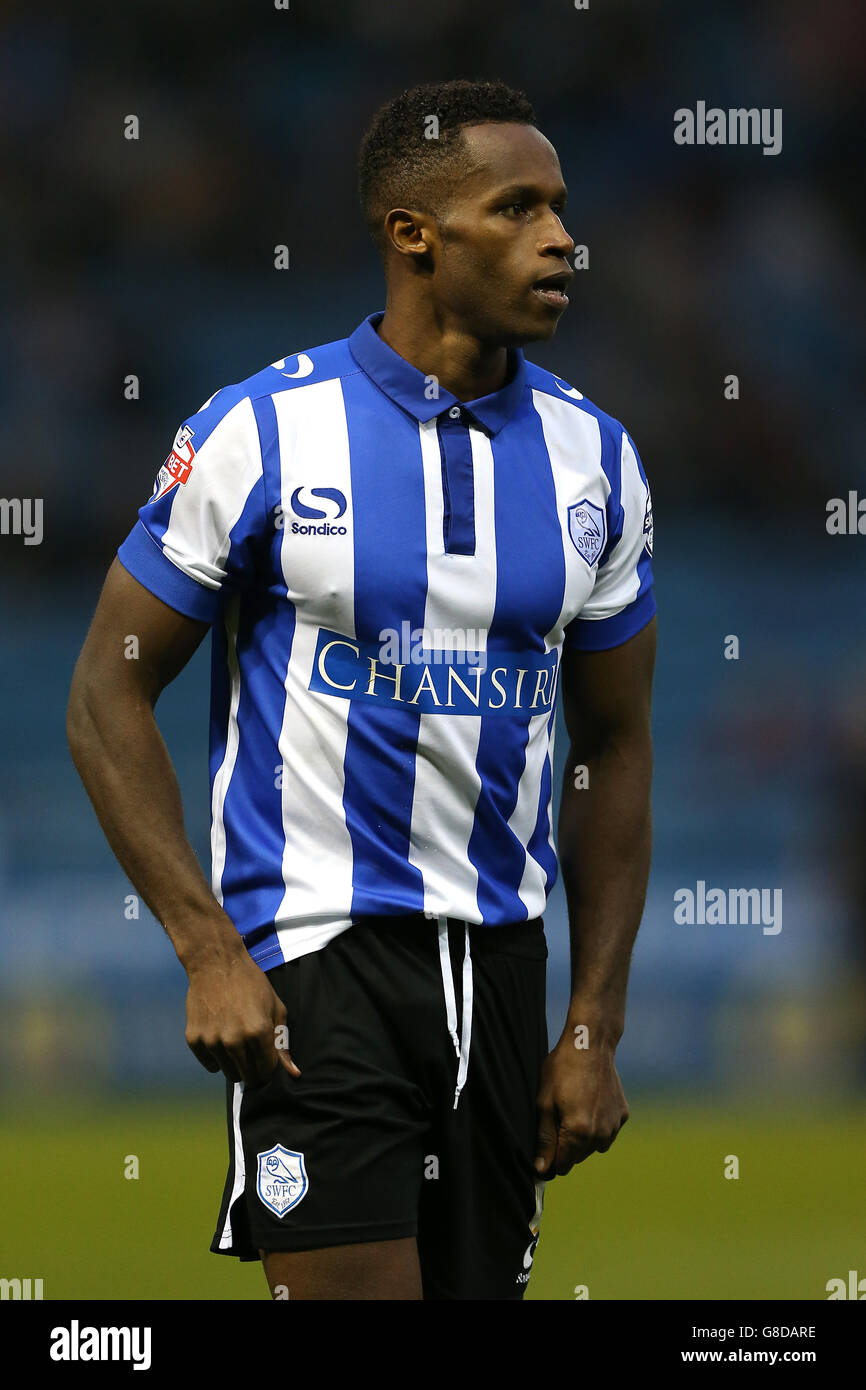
[1, 1098, 862, 1300]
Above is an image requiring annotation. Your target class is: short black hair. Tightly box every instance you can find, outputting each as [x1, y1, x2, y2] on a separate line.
[358, 79, 537, 255]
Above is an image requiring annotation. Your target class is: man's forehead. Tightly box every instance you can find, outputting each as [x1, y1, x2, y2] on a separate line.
[456, 122, 562, 190]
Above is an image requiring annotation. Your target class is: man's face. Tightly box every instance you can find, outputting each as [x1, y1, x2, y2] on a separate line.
[430, 123, 575, 347]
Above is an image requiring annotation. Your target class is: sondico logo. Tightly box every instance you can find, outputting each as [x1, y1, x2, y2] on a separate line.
[515, 1234, 539, 1285]
[278, 486, 348, 537]
[516, 1178, 545, 1285]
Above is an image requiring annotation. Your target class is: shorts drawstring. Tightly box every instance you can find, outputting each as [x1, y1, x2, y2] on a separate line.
[436, 914, 473, 1110]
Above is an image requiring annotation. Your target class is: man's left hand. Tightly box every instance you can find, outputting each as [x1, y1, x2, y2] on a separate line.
[534, 1032, 629, 1178]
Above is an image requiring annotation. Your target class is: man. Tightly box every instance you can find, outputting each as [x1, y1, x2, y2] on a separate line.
[67, 78, 656, 1301]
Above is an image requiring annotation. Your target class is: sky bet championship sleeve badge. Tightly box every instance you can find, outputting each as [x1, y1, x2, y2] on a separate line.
[148, 424, 196, 504]
[256, 1144, 309, 1217]
[567, 498, 607, 566]
[643, 488, 654, 557]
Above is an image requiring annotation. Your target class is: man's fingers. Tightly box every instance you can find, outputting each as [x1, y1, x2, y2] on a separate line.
[556, 1117, 625, 1172]
[534, 1100, 558, 1176]
[233, 1033, 285, 1088]
[185, 993, 302, 1086]
[186, 1028, 301, 1086]
[269, 998, 301, 1076]
[187, 1038, 222, 1074]
[210, 1042, 243, 1084]
[237, 1029, 302, 1086]
[557, 1135, 596, 1172]
[593, 1119, 626, 1154]
[277, 1048, 302, 1077]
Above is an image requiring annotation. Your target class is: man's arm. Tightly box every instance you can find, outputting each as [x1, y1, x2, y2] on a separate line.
[66, 558, 300, 1086]
[535, 615, 656, 1177]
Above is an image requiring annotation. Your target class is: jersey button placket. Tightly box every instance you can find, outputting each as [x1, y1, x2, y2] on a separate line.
[437, 408, 476, 557]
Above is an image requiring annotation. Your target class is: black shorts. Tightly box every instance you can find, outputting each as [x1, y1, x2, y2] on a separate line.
[210, 912, 549, 1300]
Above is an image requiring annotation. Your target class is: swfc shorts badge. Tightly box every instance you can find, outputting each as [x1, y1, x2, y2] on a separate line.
[256, 1144, 309, 1217]
[567, 498, 606, 566]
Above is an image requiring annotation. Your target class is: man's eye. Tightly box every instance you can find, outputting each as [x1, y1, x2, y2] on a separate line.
[504, 202, 527, 216]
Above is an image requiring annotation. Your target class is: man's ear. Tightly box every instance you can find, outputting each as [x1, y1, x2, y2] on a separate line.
[382, 208, 437, 263]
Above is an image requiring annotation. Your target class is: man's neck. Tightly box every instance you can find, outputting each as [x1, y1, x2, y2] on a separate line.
[376, 301, 510, 402]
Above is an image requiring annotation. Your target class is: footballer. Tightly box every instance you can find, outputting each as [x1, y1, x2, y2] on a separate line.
[67, 79, 656, 1300]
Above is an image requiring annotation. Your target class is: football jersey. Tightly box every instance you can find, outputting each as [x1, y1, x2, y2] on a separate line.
[116, 310, 655, 966]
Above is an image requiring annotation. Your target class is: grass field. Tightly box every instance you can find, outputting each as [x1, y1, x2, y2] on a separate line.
[1, 1098, 862, 1300]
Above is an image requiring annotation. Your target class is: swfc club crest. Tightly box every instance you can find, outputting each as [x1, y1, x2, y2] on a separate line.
[256, 1143, 308, 1218]
[567, 498, 606, 566]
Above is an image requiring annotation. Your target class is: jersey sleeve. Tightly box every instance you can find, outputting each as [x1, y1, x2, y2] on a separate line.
[116, 392, 267, 623]
[563, 427, 655, 651]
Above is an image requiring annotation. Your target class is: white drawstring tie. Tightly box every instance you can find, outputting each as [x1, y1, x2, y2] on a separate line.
[436, 914, 473, 1109]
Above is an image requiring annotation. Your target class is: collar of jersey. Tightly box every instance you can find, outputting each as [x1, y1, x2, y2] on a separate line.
[348, 311, 527, 436]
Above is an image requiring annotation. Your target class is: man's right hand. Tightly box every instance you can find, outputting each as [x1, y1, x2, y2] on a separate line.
[184, 947, 302, 1086]
[65, 563, 304, 1090]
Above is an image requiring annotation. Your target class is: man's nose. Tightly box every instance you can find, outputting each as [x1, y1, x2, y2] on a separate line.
[540, 215, 574, 258]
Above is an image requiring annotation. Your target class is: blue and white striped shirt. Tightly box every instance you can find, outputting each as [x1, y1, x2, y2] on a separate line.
[117, 311, 655, 966]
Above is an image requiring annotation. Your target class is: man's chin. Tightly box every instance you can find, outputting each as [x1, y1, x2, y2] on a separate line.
[473, 303, 569, 349]
[501, 311, 567, 347]
[529, 315, 565, 342]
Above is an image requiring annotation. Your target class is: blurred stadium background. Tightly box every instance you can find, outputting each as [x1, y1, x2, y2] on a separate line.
[1, 0, 864, 1299]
